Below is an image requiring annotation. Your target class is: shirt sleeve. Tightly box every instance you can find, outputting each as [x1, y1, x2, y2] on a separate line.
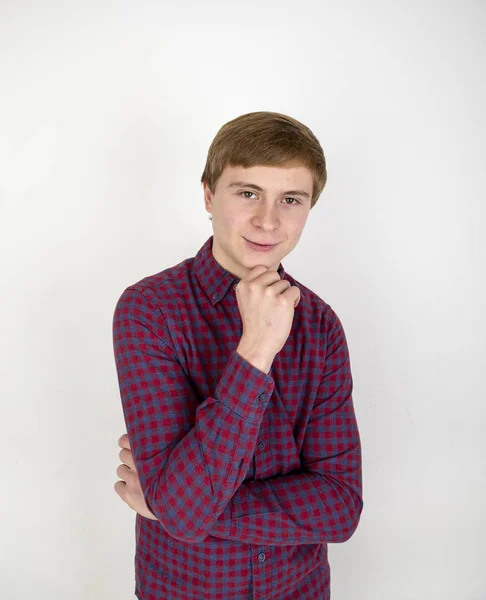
[112, 285, 275, 543]
[208, 307, 364, 545]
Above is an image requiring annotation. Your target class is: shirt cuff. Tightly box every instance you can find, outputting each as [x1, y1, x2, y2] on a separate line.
[214, 349, 275, 421]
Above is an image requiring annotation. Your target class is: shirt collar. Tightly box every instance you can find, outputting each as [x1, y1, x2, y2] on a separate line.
[194, 235, 287, 306]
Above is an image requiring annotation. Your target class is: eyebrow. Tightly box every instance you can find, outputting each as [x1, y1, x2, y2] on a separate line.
[227, 181, 311, 199]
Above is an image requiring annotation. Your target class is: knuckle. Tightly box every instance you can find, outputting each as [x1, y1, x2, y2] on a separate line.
[253, 265, 267, 273]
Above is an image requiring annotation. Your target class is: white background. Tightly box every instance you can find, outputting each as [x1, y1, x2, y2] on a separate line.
[1, 1, 485, 598]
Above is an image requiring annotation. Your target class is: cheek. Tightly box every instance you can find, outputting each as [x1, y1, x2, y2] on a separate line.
[223, 211, 244, 228]
[295, 211, 310, 229]
[286, 219, 307, 241]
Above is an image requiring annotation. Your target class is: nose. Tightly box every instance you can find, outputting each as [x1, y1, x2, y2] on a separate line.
[253, 203, 279, 229]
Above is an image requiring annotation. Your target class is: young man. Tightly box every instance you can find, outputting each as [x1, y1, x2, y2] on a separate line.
[112, 111, 363, 600]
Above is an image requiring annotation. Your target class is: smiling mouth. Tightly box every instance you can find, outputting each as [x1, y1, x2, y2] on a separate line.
[245, 238, 278, 246]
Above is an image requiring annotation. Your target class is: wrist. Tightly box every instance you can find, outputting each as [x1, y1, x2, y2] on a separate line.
[236, 340, 275, 374]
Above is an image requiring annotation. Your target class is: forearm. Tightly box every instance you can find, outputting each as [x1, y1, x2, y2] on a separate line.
[207, 309, 364, 548]
[130, 350, 274, 543]
[113, 285, 278, 544]
[207, 455, 363, 546]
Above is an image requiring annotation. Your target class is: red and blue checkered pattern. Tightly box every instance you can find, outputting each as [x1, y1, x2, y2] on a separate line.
[112, 235, 363, 600]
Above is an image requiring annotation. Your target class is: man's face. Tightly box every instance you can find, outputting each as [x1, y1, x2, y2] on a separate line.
[203, 164, 314, 280]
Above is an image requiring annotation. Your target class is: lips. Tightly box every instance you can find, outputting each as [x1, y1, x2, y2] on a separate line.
[246, 239, 277, 246]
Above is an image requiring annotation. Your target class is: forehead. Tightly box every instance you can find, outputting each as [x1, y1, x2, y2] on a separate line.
[220, 164, 314, 190]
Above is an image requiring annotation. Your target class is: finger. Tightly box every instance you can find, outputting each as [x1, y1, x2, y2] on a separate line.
[248, 267, 283, 287]
[119, 448, 137, 470]
[118, 433, 131, 450]
[116, 463, 134, 480]
[244, 265, 270, 282]
[114, 479, 126, 497]
[283, 284, 300, 307]
[268, 279, 291, 295]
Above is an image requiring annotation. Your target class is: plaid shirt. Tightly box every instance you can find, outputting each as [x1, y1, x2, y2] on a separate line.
[112, 235, 363, 600]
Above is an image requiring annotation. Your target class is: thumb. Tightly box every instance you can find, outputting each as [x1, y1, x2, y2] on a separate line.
[294, 288, 301, 308]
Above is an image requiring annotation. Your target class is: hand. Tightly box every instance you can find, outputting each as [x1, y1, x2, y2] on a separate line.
[235, 265, 301, 360]
[114, 433, 157, 520]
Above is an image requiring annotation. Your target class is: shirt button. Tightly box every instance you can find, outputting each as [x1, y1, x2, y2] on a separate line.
[258, 552, 266, 562]
[258, 441, 265, 450]
[212, 292, 219, 300]
[259, 393, 267, 402]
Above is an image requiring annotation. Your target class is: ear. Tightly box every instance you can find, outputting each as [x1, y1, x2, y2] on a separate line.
[203, 181, 213, 212]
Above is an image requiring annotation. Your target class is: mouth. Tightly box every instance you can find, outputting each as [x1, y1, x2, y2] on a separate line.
[244, 238, 279, 251]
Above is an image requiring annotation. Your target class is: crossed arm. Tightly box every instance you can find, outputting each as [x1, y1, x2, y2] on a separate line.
[113, 285, 363, 545]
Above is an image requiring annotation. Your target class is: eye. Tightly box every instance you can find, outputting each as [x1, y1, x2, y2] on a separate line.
[240, 191, 301, 205]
